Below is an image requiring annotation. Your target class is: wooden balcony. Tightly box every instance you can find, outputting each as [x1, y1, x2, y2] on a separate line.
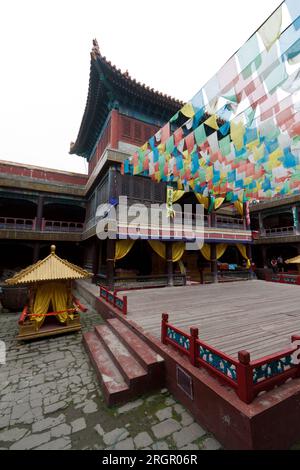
[0, 217, 36, 231]
[42, 219, 84, 233]
[260, 226, 297, 237]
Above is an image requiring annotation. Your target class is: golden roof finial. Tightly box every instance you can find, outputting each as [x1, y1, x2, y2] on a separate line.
[50, 245, 56, 254]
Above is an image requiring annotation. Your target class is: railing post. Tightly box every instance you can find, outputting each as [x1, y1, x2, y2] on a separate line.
[189, 327, 199, 366]
[291, 335, 300, 377]
[122, 295, 127, 315]
[161, 313, 169, 344]
[237, 350, 254, 404]
[113, 290, 117, 307]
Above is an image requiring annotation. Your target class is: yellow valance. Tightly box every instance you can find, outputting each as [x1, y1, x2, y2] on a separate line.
[200, 243, 228, 261]
[115, 240, 135, 261]
[216, 244, 228, 259]
[148, 240, 185, 262]
[200, 244, 211, 261]
[172, 242, 186, 262]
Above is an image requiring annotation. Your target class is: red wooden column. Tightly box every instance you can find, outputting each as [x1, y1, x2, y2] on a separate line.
[110, 109, 120, 150]
[161, 313, 169, 344]
[237, 350, 254, 404]
[189, 327, 199, 366]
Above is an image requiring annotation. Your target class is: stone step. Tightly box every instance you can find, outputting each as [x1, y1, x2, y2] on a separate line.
[94, 325, 148, 389]
[83, 331, 131, 406]
[107, 317, 164, 373]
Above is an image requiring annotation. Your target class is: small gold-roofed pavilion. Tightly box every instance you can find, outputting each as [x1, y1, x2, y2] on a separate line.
[5, 245, 91, 285]
[5, 245, 91, 340]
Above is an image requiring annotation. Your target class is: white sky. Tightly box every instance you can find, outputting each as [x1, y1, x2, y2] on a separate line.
[0, 0, 280, 175]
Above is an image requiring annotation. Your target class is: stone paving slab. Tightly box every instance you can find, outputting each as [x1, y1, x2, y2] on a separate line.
[0, 292, 222, 450]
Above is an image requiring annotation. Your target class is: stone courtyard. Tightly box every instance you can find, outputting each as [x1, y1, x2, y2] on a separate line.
[0, 294, 221, 450]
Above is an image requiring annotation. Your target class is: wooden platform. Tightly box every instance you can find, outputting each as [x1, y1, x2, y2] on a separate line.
[124, 280, 300, 360]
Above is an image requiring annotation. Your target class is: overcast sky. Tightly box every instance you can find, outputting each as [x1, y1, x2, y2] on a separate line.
[0, 0, 280, 174]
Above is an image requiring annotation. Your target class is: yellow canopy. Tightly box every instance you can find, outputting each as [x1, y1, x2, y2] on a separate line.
[285, 255, 300, 264]
[5, 245, 92, 285]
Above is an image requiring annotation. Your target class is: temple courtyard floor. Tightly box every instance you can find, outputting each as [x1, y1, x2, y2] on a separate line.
[0, 293, 221, 451]
[124, 280, 300, 360]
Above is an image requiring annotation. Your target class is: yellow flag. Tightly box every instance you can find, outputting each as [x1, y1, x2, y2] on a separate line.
[204, 114, 219, 130]
[180, 102, 195, 118]
[215, 197, 225, 210]
[230, 121, 245, 150]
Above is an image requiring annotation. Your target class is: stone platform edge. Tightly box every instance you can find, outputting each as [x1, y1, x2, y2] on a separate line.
[75, 280, 300, 450]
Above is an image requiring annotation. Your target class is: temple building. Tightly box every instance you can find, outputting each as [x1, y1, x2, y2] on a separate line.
[1, 40, 299, 288]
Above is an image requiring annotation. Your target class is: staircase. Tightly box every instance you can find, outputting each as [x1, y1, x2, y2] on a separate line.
[83, 318, 165, 406]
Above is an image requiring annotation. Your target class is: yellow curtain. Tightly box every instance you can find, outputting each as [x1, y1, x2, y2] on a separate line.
[200, 244, 211, 261]
[31, 282, 70, 328]
[215, 197, 225, 210]
[148, 240, 166, 259]
[52, 282, 70, 323]
[31, 283, 52, 328]
[195, 194, 209, 210]
[236, 244, 251, 268]
[234, 200, 244, 216]
[172, 242, 185, 262]
[216, 244, 228, 259]
[148, 240, 185, 262]
[178, 260, 186, 275]
[173, 190, 185, 202]
[115, 240, 135, 261]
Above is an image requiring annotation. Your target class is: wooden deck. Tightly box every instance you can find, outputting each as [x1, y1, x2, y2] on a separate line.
[124, 280, 300, 360]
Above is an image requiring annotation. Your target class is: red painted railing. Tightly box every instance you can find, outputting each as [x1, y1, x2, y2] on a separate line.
[18, 298, 87, 325]
[0, 217, 36, 230]
[99, 286, 127, 315]
[161, 314, 300, 404]
[19, 305, 29, 325]
[265, 272, 300, 285]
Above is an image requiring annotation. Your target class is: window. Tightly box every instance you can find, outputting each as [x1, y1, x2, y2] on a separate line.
[122, 118, 131, 137]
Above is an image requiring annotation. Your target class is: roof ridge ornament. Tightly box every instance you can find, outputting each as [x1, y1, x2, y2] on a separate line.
[91, 38, 101, 60]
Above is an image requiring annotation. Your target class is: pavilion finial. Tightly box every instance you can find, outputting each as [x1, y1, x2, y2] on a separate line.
[91, 39, 101, 59]
[50, 245, 56, 254]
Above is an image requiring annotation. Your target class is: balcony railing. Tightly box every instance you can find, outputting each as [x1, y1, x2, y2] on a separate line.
[260, 226, 296, 237]
[87, 212, 246, 232]
[0, 217, 84, 233]
[215, 215, 245, 229]
[42, 219, 84, 232]
[0, 217, 36, 230]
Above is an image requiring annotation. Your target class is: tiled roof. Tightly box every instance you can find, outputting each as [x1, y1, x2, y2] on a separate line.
[70, 39, 183, 158]
[5, 245, 92, 285]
